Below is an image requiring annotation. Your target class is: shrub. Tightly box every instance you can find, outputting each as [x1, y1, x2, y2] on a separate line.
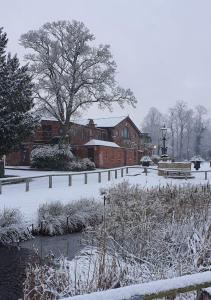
[31, 144, 74, 170]
[68, 158, 95, 171]
[0, 208, 32, 245]
[38, 199, 103, 236]
[31, 145, 95, 171]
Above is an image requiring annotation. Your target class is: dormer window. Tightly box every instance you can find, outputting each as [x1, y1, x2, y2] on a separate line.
[122, 127, 129, 139]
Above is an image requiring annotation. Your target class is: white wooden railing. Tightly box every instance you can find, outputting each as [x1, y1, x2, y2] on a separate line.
[65, 271, 211, 300]
[0, 166, 211, 195]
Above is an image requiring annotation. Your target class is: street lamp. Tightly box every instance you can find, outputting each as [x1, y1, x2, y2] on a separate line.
[161, 124, 168, 159]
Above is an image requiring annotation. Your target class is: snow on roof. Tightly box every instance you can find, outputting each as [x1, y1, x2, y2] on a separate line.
[75, 116, 127, 128]
[84, 139, 120, 148]
[41, 116, 128, 128]
[40, 116, 58, 121]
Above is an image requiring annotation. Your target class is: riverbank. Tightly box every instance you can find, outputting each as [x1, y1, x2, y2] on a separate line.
[0, 232, 83, 300]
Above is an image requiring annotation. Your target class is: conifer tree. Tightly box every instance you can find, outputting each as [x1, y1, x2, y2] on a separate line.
[0, 27, 37, 157]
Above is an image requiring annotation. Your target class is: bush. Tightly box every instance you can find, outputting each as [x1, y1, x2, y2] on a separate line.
[68, 158, 95, 171]
[38, 199, 103, 236]
[31, 144, 74, 170]
[31, 145, 95, 171]
[0, 208, 32, 245]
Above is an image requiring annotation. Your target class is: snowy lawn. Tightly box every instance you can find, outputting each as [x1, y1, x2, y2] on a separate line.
[1, 162, 211, 224]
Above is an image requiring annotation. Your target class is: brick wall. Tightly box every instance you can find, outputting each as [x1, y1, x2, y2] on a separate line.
[74, 145, 139, 168]
[110, 118, 141, 149]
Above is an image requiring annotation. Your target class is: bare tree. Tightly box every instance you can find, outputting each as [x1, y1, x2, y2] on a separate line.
[171, 101, 191, 160]
[193, 105, 209, 155]
[184, 109, 194, 160]
[20, 20, 136, 141]
[142, 107, 163, 154]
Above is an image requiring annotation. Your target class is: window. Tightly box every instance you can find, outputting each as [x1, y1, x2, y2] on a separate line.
[122, 127, 129, 139]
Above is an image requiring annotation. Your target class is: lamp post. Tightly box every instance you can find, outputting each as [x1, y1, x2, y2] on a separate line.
[161, 124, 168, 159]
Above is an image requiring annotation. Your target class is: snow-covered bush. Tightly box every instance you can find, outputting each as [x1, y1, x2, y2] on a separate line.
[68, 158, 95, 171]
[38, 199, 103, 236]
[0, 208, 32, 245]
[31, 144, 74, 170]
[31, 145, 95, 171]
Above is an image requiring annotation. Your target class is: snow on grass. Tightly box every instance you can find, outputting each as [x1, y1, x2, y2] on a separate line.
[1, 163, 211, 225]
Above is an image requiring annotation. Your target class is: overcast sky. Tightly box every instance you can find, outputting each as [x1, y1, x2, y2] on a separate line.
[1, 0, 211, 126]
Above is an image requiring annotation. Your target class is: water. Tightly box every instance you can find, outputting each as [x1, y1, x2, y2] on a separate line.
[0, 233, 83, 300]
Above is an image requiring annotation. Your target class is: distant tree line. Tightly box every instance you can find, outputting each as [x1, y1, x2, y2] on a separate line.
[142, 101, 211, 160]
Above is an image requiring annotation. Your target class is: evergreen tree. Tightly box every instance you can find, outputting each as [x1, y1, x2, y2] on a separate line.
[0, 28, 38, 157]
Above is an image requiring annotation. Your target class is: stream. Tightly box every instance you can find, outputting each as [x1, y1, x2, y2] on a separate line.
[0, 233, 83, 300]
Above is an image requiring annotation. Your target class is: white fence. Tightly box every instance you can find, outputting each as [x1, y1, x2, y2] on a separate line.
[0, 166, 211, 195]
[65, 271, 211, 300]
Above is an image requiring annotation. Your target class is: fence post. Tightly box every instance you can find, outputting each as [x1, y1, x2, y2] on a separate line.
[49, 175, 52, 188]
[68, 175, 72, 186]
[115, 170, 117, 179]
[108, 170, 111, 181]
[205, 171, 208, 180]
[126, 167, 128, 174]
[98, 172, 101, 183]
[0, 181, 2, 194]
[84, 173, 88, 184]
[25, 179, 29, 192]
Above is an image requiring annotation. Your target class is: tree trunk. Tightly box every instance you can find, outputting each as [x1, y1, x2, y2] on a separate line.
[0, 160, 4, 178]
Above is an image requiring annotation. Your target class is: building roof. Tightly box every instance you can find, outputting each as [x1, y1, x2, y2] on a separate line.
[84, 139, 120, 148]
[75, 116, 127, 128]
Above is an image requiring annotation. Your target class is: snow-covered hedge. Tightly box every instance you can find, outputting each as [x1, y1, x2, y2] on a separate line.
[31, 145, 95, 171]
[31, 144, 74, 170]
[0, 208, 32, 245]
[37, 199, 103, 236]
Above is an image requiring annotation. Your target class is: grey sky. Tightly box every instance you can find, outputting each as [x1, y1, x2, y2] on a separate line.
[1, 0, 211, 126]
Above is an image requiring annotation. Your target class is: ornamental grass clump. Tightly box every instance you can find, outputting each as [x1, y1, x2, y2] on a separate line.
[0, 208, 32, 245]
[38, 199, 103, 236]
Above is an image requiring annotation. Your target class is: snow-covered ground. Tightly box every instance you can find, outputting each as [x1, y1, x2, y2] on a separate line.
[1, 162, 211, 224]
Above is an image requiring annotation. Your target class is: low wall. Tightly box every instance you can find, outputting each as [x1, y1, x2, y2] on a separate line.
[158, 162, 191, 176]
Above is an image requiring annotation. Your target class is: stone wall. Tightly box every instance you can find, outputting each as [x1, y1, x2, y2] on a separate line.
[158, 162, 191, 176]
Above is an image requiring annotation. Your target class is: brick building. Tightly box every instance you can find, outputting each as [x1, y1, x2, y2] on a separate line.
[6, 116, 152, 168]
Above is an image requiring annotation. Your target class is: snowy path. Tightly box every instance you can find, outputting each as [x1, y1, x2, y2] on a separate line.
[0, 163, 211, 224]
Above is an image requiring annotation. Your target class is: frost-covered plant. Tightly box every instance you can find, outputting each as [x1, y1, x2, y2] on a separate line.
[68, 158, 95, 171]
[31, 144, 74, 170]
[24, 247, 121, 299]
[38, 199, 103, 236]
[31, 144, 95, 171]
[97, 181, 211, 281]
[0, 208, 32, 245]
